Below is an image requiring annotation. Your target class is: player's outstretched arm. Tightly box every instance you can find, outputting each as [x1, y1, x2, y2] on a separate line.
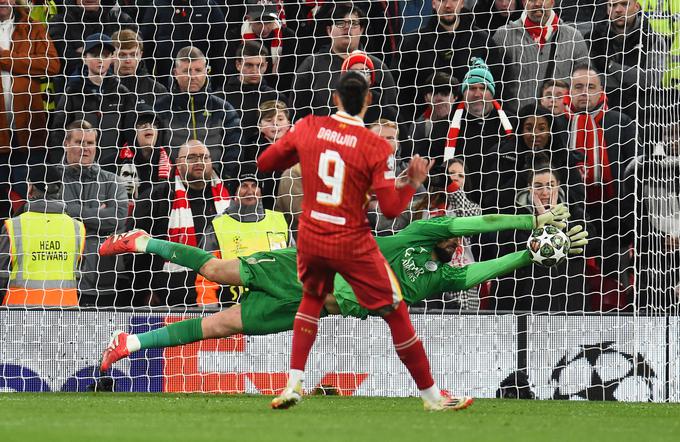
[99, 231, 242, 285]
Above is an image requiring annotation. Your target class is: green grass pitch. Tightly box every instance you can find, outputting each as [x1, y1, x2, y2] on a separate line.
[0, 394, 678, 442]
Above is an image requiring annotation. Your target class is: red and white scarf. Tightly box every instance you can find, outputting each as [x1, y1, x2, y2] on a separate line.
[522, 9, 559, 49]
[165, 171, 230, 271]
[565, 93, 615, 202]
[444, 102, 513, 161]
[242, 19, 283, 74]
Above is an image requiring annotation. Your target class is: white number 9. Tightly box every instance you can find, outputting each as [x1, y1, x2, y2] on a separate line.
[316, 149, 346, 206]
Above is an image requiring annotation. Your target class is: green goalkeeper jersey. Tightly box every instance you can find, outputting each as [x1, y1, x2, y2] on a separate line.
[331, 215, 535, 318]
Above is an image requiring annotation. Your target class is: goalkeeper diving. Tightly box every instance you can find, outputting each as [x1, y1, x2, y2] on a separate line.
[99, 207, 586, 371]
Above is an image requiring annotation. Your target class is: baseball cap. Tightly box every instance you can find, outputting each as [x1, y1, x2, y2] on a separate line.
[83, 33, 115, 56]
[246, 0, 278, 22]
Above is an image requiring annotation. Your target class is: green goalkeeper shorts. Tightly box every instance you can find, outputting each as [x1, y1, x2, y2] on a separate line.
[238, 249, 305, 335]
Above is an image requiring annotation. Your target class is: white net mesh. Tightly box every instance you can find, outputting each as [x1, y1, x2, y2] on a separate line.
[0, 0, 677, 401]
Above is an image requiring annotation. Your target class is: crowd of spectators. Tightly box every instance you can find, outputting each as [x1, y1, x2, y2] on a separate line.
[0, 0, 677, 312]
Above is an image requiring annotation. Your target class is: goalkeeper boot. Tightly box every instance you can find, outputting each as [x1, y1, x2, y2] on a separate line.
[423, 391, 474, 411]
[99, 230, 149, 256]
[271, 382, 303, 410]
[100, 330, 130, 372]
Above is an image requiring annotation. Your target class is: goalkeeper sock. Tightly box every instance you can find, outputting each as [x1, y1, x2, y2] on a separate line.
[146, 238, 215, 273]
[133, 318, 204, 351]
[287, 292, 325, 389]
[383, 302, 436, 391]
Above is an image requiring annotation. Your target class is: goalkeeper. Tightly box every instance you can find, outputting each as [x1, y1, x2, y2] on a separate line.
[99, 208, 587, 371]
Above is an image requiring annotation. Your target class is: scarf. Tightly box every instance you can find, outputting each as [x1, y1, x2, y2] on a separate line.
[242, 19, 283, 74]
[444, 102, 513, 161]
[522, 9, 559, 49]
[565, 93, 616, 202]
[165, 171, 230, 271]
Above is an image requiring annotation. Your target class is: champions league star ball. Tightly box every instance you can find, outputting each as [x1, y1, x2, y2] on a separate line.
[526, 226, 570, 267]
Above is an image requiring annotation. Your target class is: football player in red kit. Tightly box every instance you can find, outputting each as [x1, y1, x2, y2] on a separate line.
[257, 71, 473, 411]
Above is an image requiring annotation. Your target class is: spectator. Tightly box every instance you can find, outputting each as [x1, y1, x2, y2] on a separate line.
[48, 33, 137, 172]
[128, 139, 230, 306]
[367, 119, 426, 235]
[472, 0, 522, 35]
[291, 3, 397, 123]
[558, 0, 608, 26]
[117, 110, 171, 200]
[402, 71, 459, 161]
[48, 0, 135, 90]
[539, 79, 570, 117]
[229, 0, 299, 94]
[566, 63, 636, 294]
[154, 46, 241, 179]
[0, 0, 60, 217]
[440, 58, 515, 209]
[340, 50, 398, 123]
[492, 164, 588, 311]
[112, 28, 167, 111]
[203, 165, 290, 304]
[223, 41, 282, 141]
[586, 0, 666, 124]
[394, 0, 509, 121]
[140, 0, 227, 91]
[489, 104, 584, 212]
[494, 0, 589, 111]
[239, 99, 291, 209]
[0, 164, 86, 306]
[61, 120, 128, 306]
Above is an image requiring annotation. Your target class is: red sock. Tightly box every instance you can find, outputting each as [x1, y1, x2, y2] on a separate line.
[290, 292, 325, 371]
[383, 301, 435, 390]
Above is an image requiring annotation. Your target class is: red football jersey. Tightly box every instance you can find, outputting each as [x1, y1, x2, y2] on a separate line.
[258, 112, 397, 258]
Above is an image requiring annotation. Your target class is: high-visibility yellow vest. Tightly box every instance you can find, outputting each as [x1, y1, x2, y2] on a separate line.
[4, 212, 85, 306]
[212, 210, 289, 260]
[641, 0, 680, 87]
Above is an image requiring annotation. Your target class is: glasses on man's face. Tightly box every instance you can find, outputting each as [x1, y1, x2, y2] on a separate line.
[333, 19, 361, 30]
[178, 154, 211, 163]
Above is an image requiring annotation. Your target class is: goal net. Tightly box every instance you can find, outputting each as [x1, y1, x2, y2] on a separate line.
[0, 0, 677, 402]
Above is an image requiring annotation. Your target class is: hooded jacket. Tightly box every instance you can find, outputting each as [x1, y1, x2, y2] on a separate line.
[62, 163, 128, 299]
[155, 79, 242, 178]
[0, 5, 60, 152]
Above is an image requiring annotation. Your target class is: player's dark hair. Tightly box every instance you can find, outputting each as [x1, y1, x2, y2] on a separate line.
[336, 71, 369, 116]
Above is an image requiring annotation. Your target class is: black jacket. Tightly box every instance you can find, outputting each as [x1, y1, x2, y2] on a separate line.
[393, 13, 510, 122]
[49, 70, 137, 172]
[472, 0, 522, 36]
[140, 0, 227, 90]
[155, 80, 242, 178]
[118, 64, 168, 111]
[223, 76, 284, 140]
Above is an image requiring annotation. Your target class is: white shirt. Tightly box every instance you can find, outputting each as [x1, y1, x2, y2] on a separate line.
[0, 16, 14, 127]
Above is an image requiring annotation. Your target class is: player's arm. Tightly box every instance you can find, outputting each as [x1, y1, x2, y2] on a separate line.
[256, 119, 302, 173]
[373, 154, 433, 218]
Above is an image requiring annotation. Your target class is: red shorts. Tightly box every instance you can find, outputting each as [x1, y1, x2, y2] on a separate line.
[297, 249, 403, 311]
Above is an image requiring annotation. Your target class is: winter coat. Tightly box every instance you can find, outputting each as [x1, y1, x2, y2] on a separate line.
[223, 76, 284, 140]
[49, 69, 137, 172]
[154, 80, 241, 178]
[62, 164, 128, 299]
[494, 17, 589, 111]
[292, 49, 397, 123]
[0, 6, 60, 152]
[394, 13, 509, 121]
[118, 63, 168, 111]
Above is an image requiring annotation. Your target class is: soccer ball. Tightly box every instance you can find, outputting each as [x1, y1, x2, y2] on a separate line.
[526, 226, 570, 267]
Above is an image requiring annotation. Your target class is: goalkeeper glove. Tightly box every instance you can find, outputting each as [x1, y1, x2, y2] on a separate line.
[534, 204, 570, 230]
[566, 225, 589, 254]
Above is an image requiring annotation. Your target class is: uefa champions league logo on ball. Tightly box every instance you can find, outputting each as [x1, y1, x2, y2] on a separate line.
[550, 342, 656, 402]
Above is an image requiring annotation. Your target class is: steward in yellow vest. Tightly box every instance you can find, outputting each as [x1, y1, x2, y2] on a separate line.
[201, 172, 290, 304]
[0, 166, 85, 306]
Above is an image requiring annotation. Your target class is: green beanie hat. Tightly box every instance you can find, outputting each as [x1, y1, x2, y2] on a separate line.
[461, 58, 495, 97]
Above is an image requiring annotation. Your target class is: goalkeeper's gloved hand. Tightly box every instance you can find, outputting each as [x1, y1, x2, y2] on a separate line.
[534, 203, 570, 230]
[566, 225, 589, 255]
